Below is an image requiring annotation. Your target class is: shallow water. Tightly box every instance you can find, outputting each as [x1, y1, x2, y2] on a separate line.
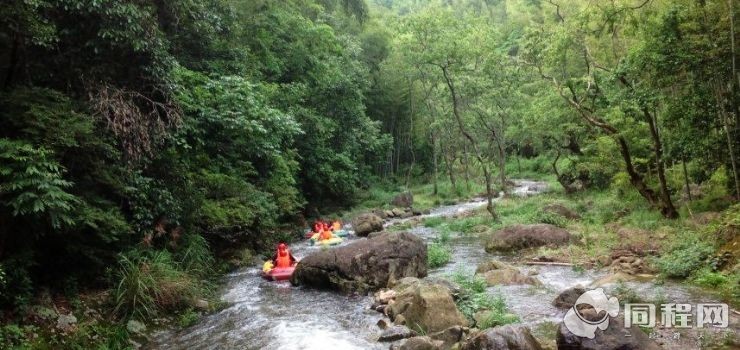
[148, 180, 736, 350]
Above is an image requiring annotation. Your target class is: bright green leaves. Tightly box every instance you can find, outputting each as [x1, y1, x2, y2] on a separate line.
[0, 139, 78, 229]
[174, 68, 301, 160]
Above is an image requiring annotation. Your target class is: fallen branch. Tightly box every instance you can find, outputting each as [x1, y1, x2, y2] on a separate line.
[524, 261, 575, 267]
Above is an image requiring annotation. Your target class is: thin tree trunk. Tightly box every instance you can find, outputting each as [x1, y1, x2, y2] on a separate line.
[498, 143, 506, 196]
[462, 143, 471, 192]
[645, 107, 678, 218]
[406, 80, 416, 188]
[727, 0, 740, 197]
[682, 156, 692, 202]
[432, 134, 439, 195]
[441, 65, 498, 219]
[722, 110, 740, 198]
[443, 145, 457, 192]
[516, 144, 521, 174]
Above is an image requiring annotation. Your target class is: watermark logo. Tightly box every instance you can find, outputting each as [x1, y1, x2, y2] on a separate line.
[563, 288, 620, 338]
[564, 288, 731, 340]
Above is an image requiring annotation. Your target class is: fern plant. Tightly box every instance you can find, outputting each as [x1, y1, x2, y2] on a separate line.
[0, 139, 78, 228]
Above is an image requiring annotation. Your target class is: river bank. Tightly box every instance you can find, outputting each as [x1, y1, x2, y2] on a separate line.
[146, 180, 739, 349]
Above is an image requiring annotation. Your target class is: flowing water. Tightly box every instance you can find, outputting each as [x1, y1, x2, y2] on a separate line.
[148, 180, 737, 350]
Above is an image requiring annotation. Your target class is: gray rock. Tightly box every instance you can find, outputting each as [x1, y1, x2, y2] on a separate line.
[552, 286, 586, 309]
[352, 213, 384, 237]
[462, 325, 543, 350]
[389, 278, 468, 333]
[391, 336, 445, 350]
[556, 311, 661, 350]
[391, 192, 414, 208]
[486, 224, 571, 252]
[193, 299, 209, 311]
[127, 319, 147, 335]
[542, 203, 581, 220]
[291, 232, 427, 292]
[56, 313, 77, 332]
[378, 325, 418, 342]
[475, 260, 542, 286]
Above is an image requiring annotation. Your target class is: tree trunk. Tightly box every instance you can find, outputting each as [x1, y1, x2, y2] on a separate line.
[441, 65, 498, 220]
[496, 138, 507, 196]
[516, 144, 521, 173]
[462, 143, 471, 192]
[432, 133, 439, 195]
[547, 72, 669, 217]
[644, 108, 678, 218]
[727, 0, 740, 197]
[682, 156, 692, 202]
[443, 145, 457, 192]
[406, 80, 416, 188]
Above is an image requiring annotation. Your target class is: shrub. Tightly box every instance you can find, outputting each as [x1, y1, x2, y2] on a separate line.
[427, 243, 451, 268]
[692, 268, 730, 288]
[656, 232, 715, 278]
[178, 308, 200, 328]
[531, 211, 567, 228]
[450, 272, 519, 328]
[423, 217, 445, 228]
[113, 250, 199, 320]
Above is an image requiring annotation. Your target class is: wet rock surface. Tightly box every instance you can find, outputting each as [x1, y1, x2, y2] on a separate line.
[486, 224, 571, 252]
[291, 232, 427, 292]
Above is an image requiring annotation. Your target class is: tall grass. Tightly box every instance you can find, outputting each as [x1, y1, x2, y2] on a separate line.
[113, 236, 216, 320]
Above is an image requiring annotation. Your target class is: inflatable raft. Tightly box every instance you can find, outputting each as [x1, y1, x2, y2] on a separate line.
[309, 233, 343, 246]
[305, 229, 349, 239]
[261, 264, 296, 281]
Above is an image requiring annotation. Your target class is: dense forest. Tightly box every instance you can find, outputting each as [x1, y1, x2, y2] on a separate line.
[0, 0, 738, 348]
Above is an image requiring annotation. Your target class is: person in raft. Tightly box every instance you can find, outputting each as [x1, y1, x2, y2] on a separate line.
[318, 227, 333, 241]
[332, 220, 342, 231]
[271, 243, 297, 268]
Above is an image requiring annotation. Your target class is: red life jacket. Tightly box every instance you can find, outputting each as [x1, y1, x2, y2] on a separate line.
[275, 249, 291, 268]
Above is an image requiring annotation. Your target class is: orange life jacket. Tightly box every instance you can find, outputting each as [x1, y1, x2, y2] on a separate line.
[275, 250, 291, 268]
[319, 229, 333, 241]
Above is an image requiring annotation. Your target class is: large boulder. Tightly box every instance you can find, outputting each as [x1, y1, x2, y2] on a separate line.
[542, 203, 581, 220]
[486, 224, 571, 252]
[291, 232, 426, 292]
[352, 213, 384, 237]
[475, 260, 542, 286]
[392, 191, 414, 207]
[552, 286, 586, 309]
[556, 311, 661, 350]
[461, 325, 543, 350]
[389, 278, 468, 333]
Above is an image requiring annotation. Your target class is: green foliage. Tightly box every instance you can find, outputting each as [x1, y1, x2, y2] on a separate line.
[0, 323, 33, 349]
[113, 250, 202, 320]
[427, 243, 451, 268]
[423, 217, 445, 228]
[530, 211, 567, 228]
[656, 232, 715, 278]
[692, 269, 730, 288]
[451, 272, 519, 327]
[0, 139, 78, 228]
[176, 235, 216, 278]
[178, 308, 200, 328]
